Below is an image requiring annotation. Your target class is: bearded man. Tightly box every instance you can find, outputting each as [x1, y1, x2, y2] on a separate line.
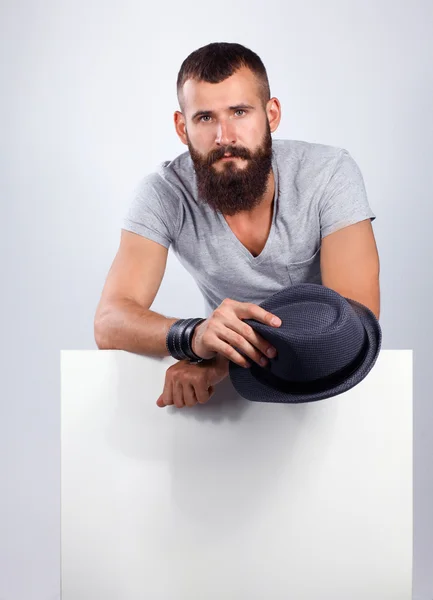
[94, 42, 380, 409]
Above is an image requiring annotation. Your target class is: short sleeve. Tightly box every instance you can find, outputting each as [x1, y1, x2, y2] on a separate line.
[318, 149, 376, 239]
[122, 172, 180, 249]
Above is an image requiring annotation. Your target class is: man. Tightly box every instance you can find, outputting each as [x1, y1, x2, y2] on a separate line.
[94, 42, 380, 409]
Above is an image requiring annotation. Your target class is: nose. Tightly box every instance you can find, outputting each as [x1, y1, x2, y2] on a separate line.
[215, 119, 237, 146]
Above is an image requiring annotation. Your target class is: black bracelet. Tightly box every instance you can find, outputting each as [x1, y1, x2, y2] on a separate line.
[166, 320, 188, 360]
[174, 319, 190, 360]
[169, 318, 204, 362]
[166, 318, 205, 362]
[182, 318, 205, 362]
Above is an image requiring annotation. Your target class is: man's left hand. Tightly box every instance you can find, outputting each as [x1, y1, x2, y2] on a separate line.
[156, 355, 229, 408]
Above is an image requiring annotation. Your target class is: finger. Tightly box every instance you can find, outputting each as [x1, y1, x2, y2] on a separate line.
[157, 377, 174, 407]
[212, 302, 279, 364]
[216, 326, 271, 367]
[232, 321, 278, 361]
[224, 329, 269, 367]
[210, 339, 252, 369]
[194, 382, 214, 405]
[173, 379, 185, 408]
[184, 383, 198, 407]
[235, 301, 282, 328]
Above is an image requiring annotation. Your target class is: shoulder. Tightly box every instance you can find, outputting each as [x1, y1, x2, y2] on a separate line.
[131, 149, 194, 196]
[150, 149, 197, 197]
[272, 138, 363, 193]
[272, 138, 347, 173]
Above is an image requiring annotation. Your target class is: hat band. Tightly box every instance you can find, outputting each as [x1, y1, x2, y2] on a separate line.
[249, 329, 370, 396]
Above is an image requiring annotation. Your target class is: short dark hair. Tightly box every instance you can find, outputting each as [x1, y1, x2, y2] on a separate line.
[176, 42, 271, 112]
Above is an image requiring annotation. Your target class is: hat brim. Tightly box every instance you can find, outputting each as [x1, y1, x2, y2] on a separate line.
[229, 296, 382, 404]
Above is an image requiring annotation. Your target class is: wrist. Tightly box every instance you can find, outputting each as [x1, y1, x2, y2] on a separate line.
[191, 320, 216, 360]
[212, 354, 230, 377]
[191, 324, 202, 357]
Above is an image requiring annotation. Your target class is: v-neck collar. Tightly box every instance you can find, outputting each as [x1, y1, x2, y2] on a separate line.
[216, 153, 279, 265]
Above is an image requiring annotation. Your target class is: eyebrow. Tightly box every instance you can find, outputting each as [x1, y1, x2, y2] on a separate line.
[191, 104, 255, 121]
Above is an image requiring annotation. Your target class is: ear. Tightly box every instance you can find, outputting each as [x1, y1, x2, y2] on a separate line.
[266, 97, 282, 134]
[174, 111, 188, 145]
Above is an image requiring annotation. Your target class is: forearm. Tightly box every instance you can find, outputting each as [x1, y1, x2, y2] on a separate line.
[94, 298, 178, 356]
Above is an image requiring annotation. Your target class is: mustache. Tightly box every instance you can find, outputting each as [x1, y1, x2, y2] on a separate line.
[205, 146, 252, 166]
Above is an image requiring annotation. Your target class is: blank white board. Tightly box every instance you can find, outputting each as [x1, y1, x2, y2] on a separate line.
[61, 349, 412, 599]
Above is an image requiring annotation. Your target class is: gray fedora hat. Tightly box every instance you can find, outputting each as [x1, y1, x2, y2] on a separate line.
[229, 283, 382, 403]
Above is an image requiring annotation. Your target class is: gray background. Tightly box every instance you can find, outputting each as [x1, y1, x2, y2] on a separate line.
[1, 0, 432, 598]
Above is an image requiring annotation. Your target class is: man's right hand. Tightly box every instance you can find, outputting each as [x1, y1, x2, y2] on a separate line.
[191, 298, 281, 368]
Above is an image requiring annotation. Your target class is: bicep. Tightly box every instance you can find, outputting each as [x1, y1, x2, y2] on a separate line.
[97, 229, 169, 312]
[320, 219, 380, 318]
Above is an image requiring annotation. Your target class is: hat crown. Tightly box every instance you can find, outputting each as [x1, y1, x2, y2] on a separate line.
[248, 285, 367, 382]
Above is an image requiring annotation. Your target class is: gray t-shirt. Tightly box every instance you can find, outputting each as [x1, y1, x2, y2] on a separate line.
[122, 139, 376, 317]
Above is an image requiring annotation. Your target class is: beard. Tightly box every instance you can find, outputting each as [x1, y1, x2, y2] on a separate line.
[187, 122, 273, 216]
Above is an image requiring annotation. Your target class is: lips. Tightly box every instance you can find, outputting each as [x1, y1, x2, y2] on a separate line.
[213, 153, 243, 164]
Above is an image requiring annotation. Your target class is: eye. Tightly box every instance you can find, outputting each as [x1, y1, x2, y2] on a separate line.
[199, 115, 211, 122]
[235, 109, 246, 116]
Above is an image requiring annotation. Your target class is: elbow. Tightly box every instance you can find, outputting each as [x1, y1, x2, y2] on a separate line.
[94, 309, 112, 349]
[94, 319, 106, 349]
